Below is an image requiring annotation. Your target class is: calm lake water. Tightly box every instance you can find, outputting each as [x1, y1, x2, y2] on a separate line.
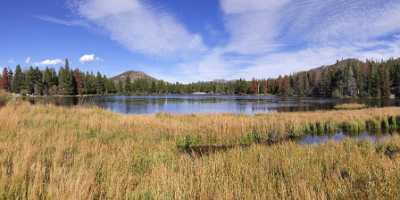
[297, 132, 393, 145]
[27, 95, 400, 115]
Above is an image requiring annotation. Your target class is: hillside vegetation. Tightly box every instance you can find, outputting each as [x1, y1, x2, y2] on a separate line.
[111, 71, 155, 82]
[0, 102, 400, 199]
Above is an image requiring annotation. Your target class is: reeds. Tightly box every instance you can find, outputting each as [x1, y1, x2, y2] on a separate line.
[0, 103, 399, 199]
[334, 103, 367, 110]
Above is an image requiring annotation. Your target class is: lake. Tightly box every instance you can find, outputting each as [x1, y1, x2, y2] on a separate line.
[297, 132, 393, 145]
[27, 95, 400, 115]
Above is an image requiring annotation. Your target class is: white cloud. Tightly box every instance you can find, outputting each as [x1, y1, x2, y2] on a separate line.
[37, 59, 63, 66]
[220, 0, 289, 14]
[173, 38, 400, 83]
[220, 0, 289, 55]
[63, 0, 400, 82]
[294, 0, 400, 44]
[71, 0, 207, 57]
[173, 0, 400, 82]
[79, 54, 99, 63]
[36, 15, 89, 27]
[25, 57, 31, 64]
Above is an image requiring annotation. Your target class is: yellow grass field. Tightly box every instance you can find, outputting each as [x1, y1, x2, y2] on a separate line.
[0, 101, 400, 199]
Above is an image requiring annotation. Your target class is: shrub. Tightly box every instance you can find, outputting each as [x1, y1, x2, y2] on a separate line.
[240, 131, 262, 145]
[176, 135, 200, 151]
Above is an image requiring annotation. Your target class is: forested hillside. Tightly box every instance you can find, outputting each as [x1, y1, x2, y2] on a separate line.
[1, 58, 400, 98]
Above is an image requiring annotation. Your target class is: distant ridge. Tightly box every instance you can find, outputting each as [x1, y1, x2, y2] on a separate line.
[111, 71, 156, 82]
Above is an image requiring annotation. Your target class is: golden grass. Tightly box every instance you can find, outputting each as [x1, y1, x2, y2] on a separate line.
[0, 90, 11, 105]
[334, 103, 367, 110]
[0, 102, 399, 199]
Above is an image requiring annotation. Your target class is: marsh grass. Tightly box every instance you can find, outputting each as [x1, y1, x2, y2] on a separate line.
[0, 90, 11, 106]
[334, 103, 367, 110]
[0, 103, 400, 199]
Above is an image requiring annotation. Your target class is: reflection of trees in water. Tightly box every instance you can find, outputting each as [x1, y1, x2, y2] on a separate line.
[25, 96, 400, 115]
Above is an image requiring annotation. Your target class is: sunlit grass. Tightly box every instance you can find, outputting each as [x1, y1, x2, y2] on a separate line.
[0, 102, 400, 199]
[0, 90, 11, 105]
[334, 103, 368, 110]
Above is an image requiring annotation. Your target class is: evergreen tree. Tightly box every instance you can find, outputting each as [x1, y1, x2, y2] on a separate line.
[379, 65, 391, 98]
[250, 79, 259, 94]
[7, 69, 13, 92]
[1, 67, 10, 91]
[278, 76, 290, 96]
[369, 64, 381, 97]
[345, 66, 357, 97]
[124, 76, 131, 93]
[392, 63, 400, 97]
[43, 67, 53, 95]
[95, 72, 105, 94]
[262, 80, 268, 95]
[73, 69, 84, 95]
[58, 59, 75, 95]
[12, 65, 24, 93]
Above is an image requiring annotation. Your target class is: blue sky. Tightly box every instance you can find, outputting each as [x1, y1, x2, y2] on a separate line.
[1, 0, 400, 82]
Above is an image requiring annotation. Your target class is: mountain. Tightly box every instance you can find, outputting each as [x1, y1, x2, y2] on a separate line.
[111, 71, 156, 82]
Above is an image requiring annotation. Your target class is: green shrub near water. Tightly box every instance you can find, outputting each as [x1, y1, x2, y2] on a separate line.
[176, 135, 201, 151]
[240, 131, 262, 145]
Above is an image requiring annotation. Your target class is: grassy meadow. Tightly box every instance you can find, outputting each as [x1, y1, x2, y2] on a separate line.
[0, 100, 400, 199]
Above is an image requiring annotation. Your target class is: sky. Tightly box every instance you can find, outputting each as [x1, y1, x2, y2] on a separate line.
[1, 0, 400, 82]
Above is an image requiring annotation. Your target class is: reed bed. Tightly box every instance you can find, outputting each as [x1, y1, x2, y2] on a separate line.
[334, 103, 368, 110]
[0, 102, 399, 199]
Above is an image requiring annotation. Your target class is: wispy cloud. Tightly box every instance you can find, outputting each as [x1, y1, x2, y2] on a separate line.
[69, 0, 207, 57]
[58, 0, 400, 82]
[25, 57, 31, 64]
[167, 0, 400, 82]
[36, 59, 63, 66]
[36, 15, 89, 27]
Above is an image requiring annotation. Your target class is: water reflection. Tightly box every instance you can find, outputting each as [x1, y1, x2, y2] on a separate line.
[298, 132, 392, 145]
[26, 95, 400, 115]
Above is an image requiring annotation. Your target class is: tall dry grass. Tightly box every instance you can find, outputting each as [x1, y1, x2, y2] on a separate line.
[0, 102, 399, 199]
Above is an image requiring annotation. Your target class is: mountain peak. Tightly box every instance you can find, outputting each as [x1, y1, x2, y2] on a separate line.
[111, 70, 156, 82]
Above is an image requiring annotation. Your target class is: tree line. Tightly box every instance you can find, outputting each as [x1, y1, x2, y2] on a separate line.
[0, 59, 116, 96]
[1, 58, 400, 98]
[166, 58, 400, 98]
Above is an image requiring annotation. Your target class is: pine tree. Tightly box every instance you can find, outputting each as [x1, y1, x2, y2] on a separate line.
[8, 69, 13, 92]
[124, 76, 131, 93]
[262, 80, 268, 95]
[95, 72, 105, 94]
[43, 67, 53, 95]
[379, 65, 391, 98]
[12, 65, 24, 93]
[278, 76, 290, 96]
[73, 69, 84, 95]
[369, 64, 380, 97]
[58, 59, 75, 95]
[392, 63, 400, 97]
[345, 66, 357, 97]
[1, 67, 10, 91]
[250, 79, 259, 94]
[25, 67, 36, 94]
[33, 67, 43, 95]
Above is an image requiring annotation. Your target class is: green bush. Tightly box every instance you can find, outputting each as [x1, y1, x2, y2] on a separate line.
[176, 135, 200, 151]
[240, 131, 262, 145]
